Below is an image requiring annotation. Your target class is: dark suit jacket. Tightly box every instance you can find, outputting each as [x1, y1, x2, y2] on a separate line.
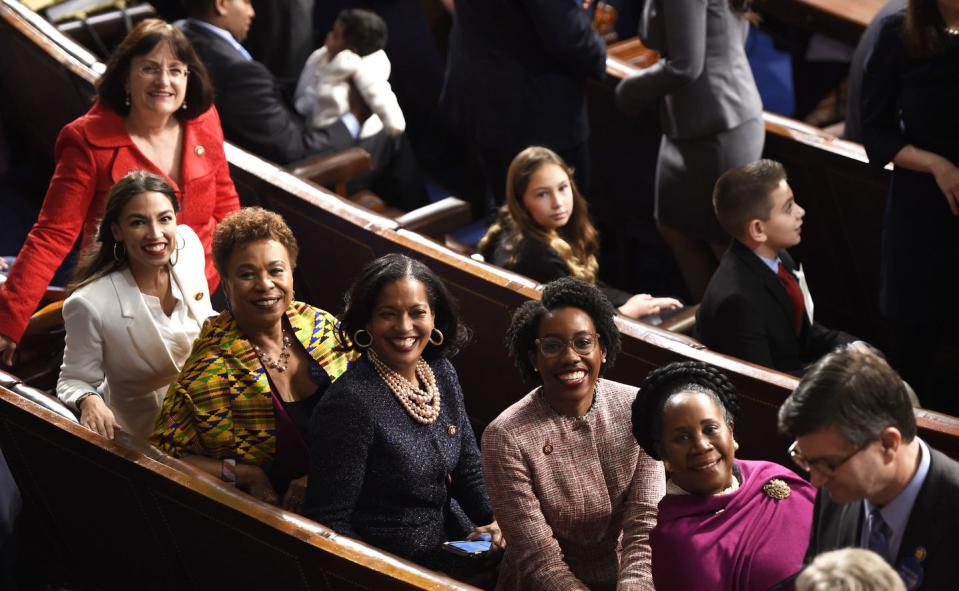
[805, 447, 959, 590]
[177, 19, 352, 165]
[696, 240, 853, 376]
[441, 0, 606, 154]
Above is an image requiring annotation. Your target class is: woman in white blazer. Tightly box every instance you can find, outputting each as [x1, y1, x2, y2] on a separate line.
[57, 171, 213, 442]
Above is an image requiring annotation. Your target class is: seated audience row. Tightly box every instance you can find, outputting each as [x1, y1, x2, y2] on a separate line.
[23, 174, 957, 589]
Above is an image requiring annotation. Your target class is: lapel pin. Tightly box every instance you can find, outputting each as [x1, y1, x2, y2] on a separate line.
[447, 425, 457, 437]
[543, 441, 553, 455]
[195, 145, 205, 157]
[914, 547, 927, 561]
[194, 292, 204, 301]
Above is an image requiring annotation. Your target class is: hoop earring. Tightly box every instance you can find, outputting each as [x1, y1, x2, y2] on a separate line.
[113, 242, 126, 262]
[170, 234, 185, 267]
[353, 329, 373, 349]
[429, 328, 444, 346]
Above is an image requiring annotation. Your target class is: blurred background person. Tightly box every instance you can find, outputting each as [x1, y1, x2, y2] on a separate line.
[860, 0, 959, 411]
[615, 0, 763, 302]
[797, 548, 906, 591]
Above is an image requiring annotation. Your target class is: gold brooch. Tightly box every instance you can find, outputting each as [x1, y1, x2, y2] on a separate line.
[762, 478, 791, 500]
[543, 442, 553, 455]
[194, 292, 204, 301]
[447, 425, 457, 437]
[915, 547, 927, 561]
[194, 145, 205, 157]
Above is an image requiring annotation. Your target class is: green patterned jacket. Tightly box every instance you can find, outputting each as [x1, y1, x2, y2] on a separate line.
[150, 301, 353, 467]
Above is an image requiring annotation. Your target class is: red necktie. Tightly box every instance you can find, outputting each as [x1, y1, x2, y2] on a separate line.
[776, 262, 805, 334]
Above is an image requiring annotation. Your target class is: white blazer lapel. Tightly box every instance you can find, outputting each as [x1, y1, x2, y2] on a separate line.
[111, 269, 179, 378]
[171, 225, 214, 323]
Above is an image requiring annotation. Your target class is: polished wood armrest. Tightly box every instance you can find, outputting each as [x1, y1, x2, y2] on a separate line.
[394, 197, 472, 241]
[286, 148, 373, 197]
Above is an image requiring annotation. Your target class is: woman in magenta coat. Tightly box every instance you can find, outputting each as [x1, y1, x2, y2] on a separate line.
[0, 19, 238, 362]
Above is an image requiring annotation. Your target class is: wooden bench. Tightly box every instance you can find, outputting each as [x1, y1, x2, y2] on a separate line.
[752, 0, 886, 46]
[0, 384, 479, 591]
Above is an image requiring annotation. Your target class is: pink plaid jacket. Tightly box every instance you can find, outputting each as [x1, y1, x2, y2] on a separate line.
[482, 379, 665, 591]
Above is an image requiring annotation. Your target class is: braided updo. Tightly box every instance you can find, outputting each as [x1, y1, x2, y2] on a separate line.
[631, 361, 740, 461]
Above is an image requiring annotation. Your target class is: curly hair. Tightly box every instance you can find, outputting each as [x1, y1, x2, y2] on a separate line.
[337, 9, 387, 56]
[478, 146, 600, 283]
[506, 277, 621, 384]
[212, 207, 299, 275]
[631, 361, 740, 461]
[336, 253, 471, 359]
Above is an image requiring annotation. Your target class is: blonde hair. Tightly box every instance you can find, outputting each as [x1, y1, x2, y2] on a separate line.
[478, 146, 599, 283]
[796, 549, 906, 591]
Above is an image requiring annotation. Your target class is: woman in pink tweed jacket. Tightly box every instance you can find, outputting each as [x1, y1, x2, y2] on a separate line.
[482, 277, 665, 590]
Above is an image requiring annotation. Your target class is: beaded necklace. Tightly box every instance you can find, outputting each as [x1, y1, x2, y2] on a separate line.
[253, 329, 293, 373]
[368, 350, 441, 424]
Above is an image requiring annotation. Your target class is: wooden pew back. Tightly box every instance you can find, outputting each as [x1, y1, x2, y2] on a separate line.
[0, 386, 479, 591]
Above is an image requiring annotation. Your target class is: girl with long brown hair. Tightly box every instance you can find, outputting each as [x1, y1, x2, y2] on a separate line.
[480, 146, 680, 319]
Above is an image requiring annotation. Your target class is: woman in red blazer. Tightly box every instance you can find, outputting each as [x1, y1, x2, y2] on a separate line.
[0, 19, 239, 362]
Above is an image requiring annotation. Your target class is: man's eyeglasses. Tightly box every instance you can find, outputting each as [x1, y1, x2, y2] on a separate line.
[534, 333, 599, 358]
[788, 440, 868, 477]
[136, 64, 190, 80]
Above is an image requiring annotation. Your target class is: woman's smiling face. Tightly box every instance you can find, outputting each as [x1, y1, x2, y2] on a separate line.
[367, 277, 435, 382]
[659, 391, 736, 495]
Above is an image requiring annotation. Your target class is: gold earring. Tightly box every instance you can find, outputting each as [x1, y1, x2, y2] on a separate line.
[429, 328, 444, 346]
[352, 329, 372, 348]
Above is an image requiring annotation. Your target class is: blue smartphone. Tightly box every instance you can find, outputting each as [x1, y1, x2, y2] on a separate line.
[442, 539, 492, 557]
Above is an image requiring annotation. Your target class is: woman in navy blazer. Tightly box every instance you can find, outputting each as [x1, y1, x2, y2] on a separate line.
[304, 254, 499, 578]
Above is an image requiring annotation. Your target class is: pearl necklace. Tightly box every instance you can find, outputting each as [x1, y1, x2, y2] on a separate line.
[253, 329, 293, 373]
[368, 350, 441, 424]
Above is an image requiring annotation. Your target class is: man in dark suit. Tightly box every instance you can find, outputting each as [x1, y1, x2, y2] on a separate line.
[696, 159, 854, 376]
[440, 0, 606, 215]
[179, 0, 428, 210]
[779, 348, 959, 590]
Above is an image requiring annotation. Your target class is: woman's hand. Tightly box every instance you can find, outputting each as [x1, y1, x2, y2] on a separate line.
[930, 156, 959, 215]
[79, 395, 121, 439]
[0, 334, 15, 366]
[236, 463, 279, 506]
[281, 475, 308, 513]
[469, 520, 506, 563]
[618, 294, 682, 319]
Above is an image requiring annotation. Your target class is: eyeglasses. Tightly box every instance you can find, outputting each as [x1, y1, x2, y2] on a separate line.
[136, 64, 190, 80]
[787, 440, 868, 477]
[534, 333, 599, 358]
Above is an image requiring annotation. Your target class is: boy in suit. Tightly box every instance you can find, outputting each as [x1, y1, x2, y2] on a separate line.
[779, 347, 959, 591]
[696, 159, 854, 376]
